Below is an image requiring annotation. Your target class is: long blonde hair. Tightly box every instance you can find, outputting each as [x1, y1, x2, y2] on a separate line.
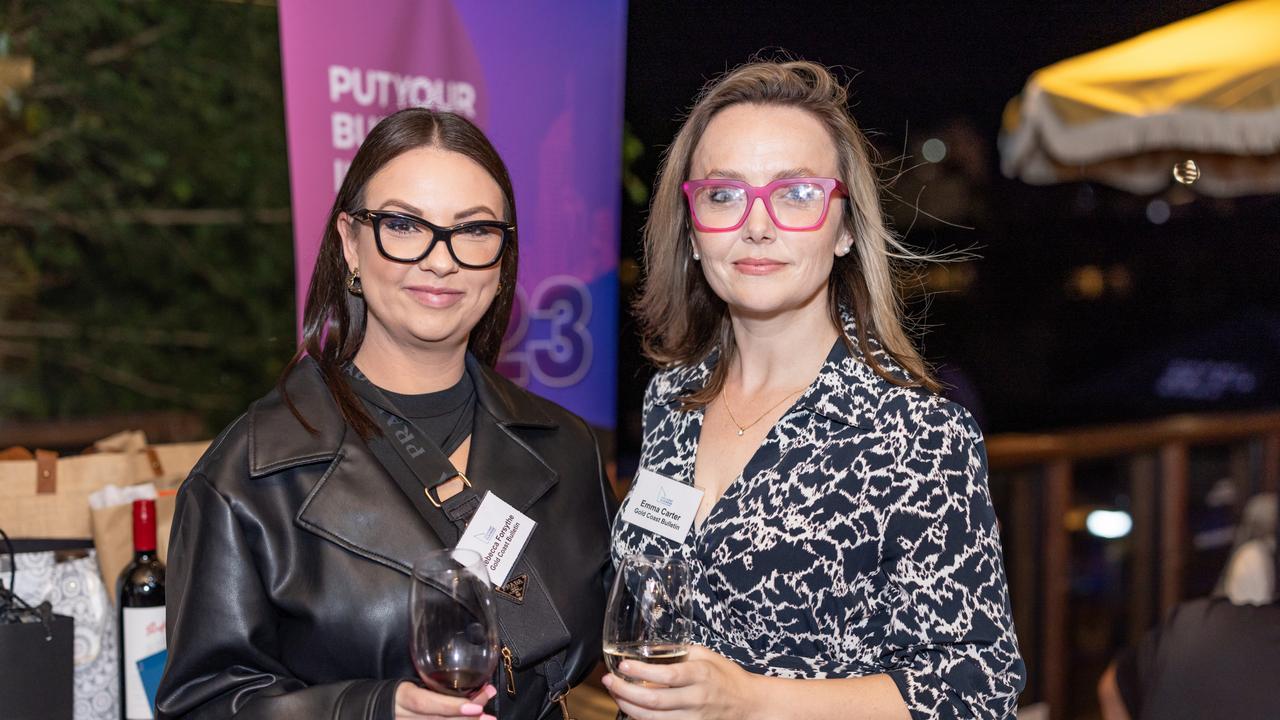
[635, 59, 940, 406]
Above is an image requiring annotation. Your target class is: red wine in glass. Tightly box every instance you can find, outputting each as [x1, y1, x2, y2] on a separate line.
[410, 549, 499, 699]
[423, 669, 491, 697]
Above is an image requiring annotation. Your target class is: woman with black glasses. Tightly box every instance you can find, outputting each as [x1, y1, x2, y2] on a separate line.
[605, 60, 1024, 719]
[156, 108, 615, 720]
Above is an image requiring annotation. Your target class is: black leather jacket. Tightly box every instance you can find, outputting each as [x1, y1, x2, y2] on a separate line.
[156, 356, 616, 719]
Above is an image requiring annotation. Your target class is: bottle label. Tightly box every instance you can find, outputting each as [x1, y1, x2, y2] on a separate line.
[123, 606, 166, 719]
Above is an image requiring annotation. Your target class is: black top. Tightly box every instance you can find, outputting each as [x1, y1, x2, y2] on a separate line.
[378, 369, 476, 456]
[1116, 597, 1280, 720]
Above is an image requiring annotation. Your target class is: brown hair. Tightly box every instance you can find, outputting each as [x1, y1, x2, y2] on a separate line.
[280, 108, 519, 438]
[635, 59, 940, 407]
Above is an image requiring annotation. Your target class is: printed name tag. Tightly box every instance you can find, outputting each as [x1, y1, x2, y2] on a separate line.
[457, 492, 536, 586]
[620, 468, 704, 544]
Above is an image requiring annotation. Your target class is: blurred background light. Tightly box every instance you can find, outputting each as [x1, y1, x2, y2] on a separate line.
[1086, 509, 1133, 539]
[1069, 265, 1106, 300]
[922, 137, 948, 163]
[1146, 198, 1171, 224]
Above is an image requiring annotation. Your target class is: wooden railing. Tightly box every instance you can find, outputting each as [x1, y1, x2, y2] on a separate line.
[987, 410, 1280, 719]
[0, 410, 206, 452]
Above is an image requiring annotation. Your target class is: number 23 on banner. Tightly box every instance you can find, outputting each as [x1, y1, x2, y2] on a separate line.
[498, 275, 593, 388]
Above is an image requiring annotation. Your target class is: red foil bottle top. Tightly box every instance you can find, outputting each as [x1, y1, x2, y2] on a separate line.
[132, 498, 158, 552]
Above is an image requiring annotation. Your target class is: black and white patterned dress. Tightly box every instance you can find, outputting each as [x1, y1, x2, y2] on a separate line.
[611, 324, 1026, 719]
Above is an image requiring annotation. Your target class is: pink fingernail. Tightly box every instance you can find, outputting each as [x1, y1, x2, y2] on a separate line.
[461, 703, 484, 715]
[482, 715, 497, 720]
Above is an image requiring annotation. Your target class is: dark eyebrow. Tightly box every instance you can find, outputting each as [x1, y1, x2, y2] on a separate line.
[453, 205, 500, 221]
[374, 200, 500, 223]
[376, 199, 424, 215]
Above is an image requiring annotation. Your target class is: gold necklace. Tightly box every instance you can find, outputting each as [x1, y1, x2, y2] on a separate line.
[720, 385, 807, 436]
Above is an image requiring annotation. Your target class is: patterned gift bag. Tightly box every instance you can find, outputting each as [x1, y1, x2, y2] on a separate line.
[12, 550, 118, 720]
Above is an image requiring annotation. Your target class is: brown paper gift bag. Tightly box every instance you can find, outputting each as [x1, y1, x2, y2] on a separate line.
[87, 432, 209, 603]
[0, 431, 209, 540]
[88, 430, 210, 485]
[0, 449, 136, 539]
[91, 485, 179, 605]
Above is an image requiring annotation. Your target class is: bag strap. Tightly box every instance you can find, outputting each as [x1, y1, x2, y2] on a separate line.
[343, 365, 574, 713]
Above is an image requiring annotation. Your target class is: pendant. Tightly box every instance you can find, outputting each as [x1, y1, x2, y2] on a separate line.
[736, 429, 744, 436]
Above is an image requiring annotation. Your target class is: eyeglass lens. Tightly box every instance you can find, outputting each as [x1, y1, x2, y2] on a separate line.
[376, 214, 504, 266]
[690, 180, 831, 230]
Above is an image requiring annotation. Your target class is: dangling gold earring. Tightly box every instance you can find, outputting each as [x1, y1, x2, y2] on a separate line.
[346, 267, 363, 296]
[495, 282, 504, 294]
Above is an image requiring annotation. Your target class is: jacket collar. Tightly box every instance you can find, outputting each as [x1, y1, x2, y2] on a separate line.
[253, 354, 562, 575]
[466, 353, 559, 430]
[248, 356, 344, 478]
[248, 354, 557, 477]
[648, 311, 918, 431]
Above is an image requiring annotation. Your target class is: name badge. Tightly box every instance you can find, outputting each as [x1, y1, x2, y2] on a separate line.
[620, 468, 704, 544]
[457, 492, 536, 586]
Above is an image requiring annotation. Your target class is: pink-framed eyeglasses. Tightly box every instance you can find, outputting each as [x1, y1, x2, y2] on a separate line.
[681, 177, 847, 232]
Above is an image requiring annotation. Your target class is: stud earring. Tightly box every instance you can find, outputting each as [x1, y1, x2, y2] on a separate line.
[691, 246, 701, 261]
[346, 267, 362, 295]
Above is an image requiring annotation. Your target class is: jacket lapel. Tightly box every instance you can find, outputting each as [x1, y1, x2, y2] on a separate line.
[466, 356, 560, 512]
[263, 351, 560, 571]
[256, 354, 564, 574]
[466, 404, 559, 512]
[249, 357, 447, 575]
[295, 434, 446, 575]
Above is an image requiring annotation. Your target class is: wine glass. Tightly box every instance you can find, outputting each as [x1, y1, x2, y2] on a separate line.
[409, 548, 499, 699]
[603, 553, 692, 695]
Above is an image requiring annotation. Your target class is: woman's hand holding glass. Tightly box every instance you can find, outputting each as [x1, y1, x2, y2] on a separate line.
[394, 682, 497, 720]
[603, 554, 695, 717]
[602, 644, 761, 720]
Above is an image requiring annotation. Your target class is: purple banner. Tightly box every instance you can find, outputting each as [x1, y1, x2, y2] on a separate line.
[278, 0, 625, 429]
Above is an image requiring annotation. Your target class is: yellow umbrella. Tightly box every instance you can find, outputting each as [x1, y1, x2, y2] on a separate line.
[1000, 0, 1280, 197]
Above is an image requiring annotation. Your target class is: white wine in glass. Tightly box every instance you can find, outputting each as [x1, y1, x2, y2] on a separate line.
[603, 553, 692, 714]
[603, 641, 689, 677]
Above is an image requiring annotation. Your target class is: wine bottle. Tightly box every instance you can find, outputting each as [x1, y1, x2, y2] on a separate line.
[118, 498, 166, 720]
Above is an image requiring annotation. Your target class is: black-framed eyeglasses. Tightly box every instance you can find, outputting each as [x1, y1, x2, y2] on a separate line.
[350, 209, 513, 269]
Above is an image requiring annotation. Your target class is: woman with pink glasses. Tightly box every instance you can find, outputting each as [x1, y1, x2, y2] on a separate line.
[606, 60, 1025, 719]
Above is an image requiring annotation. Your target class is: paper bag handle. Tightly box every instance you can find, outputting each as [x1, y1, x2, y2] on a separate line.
[35, 449, 57, 494]
[144, 447, 164, 477]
